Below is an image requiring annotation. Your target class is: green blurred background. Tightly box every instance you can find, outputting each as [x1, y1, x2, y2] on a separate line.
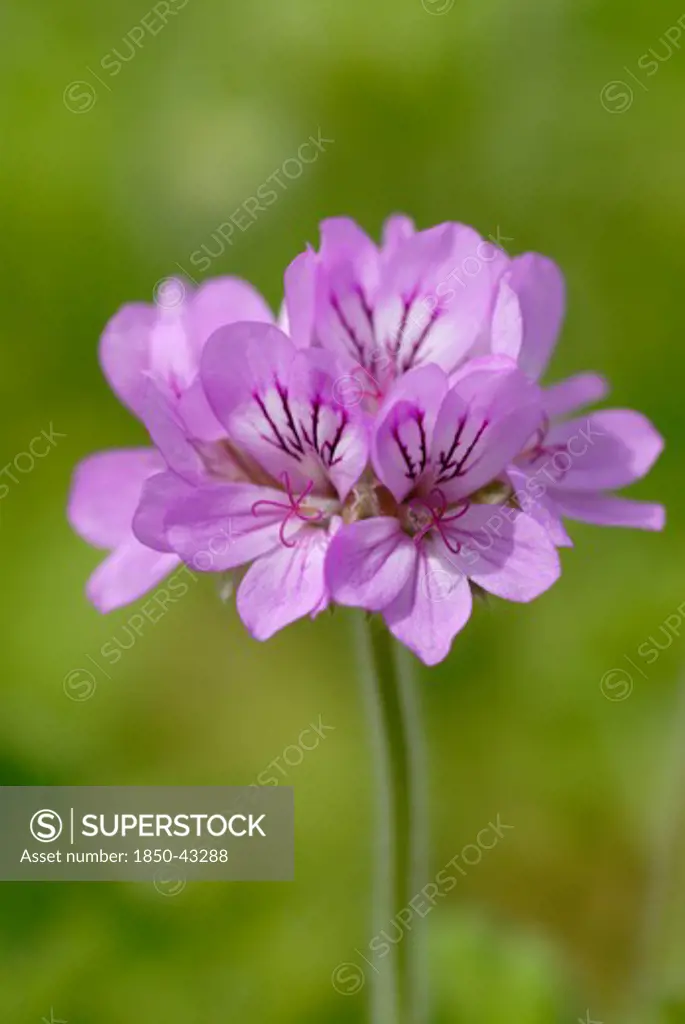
[1, 0, 684, 1020]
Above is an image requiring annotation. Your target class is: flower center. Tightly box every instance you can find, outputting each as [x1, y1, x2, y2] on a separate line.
[401, 488, 470, 554]
[342, 480, 398, 523]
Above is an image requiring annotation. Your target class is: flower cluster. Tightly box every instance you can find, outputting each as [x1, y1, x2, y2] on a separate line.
[68, 216, 664, 664]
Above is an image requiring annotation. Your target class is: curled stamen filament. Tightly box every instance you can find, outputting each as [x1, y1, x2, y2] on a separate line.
[251, 472, 324, 548]
[409, 488, 470, 554]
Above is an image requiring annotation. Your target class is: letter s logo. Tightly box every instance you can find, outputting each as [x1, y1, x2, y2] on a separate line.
[30, 809, 63, 843]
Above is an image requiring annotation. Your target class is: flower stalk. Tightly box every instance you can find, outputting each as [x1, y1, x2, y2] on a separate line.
[355, 614, 429, 1024]
[626, 668, 685, 1024]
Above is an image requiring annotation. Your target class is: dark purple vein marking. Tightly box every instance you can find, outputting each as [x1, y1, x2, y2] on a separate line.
[253, 391, 303, 461]
[388, 291, 417, 361]
[330, 293, 367, 365]
[402, 308, 441, 372]
[437, 418, 489, 483]
[322, 412, 348, 468]
[276, 383, 305, 455]
[392, 410, 428, 482]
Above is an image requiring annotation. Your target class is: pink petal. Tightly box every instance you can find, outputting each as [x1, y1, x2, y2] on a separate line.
[440, 503, 561, 602]
[432, 363, 543, 502]
[543, 373, 609, 419]
[283, 247, 317, 348]
[374, 224, 505, 376]
[86, 542, 179, 614]
[237, 527, 330, 640]
[489, 277, 522, 362]
[507, 466, 573, 548]
[68, 449, 165, 549]
[147, 297, 198, 394]
[381, 214, 416, 254]
[141, 381, 206, 484]
[132, 471, 196, 552]
[319, 217, 380, 295]
[372, 364, 449, 502]
[311, 218, 381, 367]
[201, 323, 368, 500]
[99, 303, 158, 417]
[448, 353, 519, 383]
[545, 409, 664, 491]
[550, 490, 666, 531]
[176, 377, 225, 442]
[99, 279, 273, 420]
[325, 518, 416, 611]
[202, 322, 296, 428]
[150, 277, 274, 392]
[383, 545, 473, 666]
[491, 254, 565, 380]
[377, 223, 455, 306]
[166, 483, 285, 572]
[185, 276, 273, 359]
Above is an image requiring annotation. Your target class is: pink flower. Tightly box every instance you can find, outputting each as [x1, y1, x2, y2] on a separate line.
[325, 359, 561, 665]
[283, 215, 512, 405]
[142, 323, 369, 639]
[68, 214, 664, 665]
[68, 277, 274, 610]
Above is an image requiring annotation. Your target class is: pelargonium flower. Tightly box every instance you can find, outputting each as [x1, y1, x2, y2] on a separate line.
[136, 326, 563, 661]
[284, 215, 510, 403]
[324, 359, 562, 664]
[68, 276, 274, 611]
[282, 216, 570, 413]
[135, 324, 368, 639]
[68, 213, 665, 668]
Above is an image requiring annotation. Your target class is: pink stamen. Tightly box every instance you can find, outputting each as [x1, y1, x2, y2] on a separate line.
[251, 472, 324, 548]
[409, 488, 470, 554]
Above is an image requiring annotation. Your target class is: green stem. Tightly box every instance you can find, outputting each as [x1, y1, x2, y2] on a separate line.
[355, 613, 429, 1024]
[626, 671, 685, 1024]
